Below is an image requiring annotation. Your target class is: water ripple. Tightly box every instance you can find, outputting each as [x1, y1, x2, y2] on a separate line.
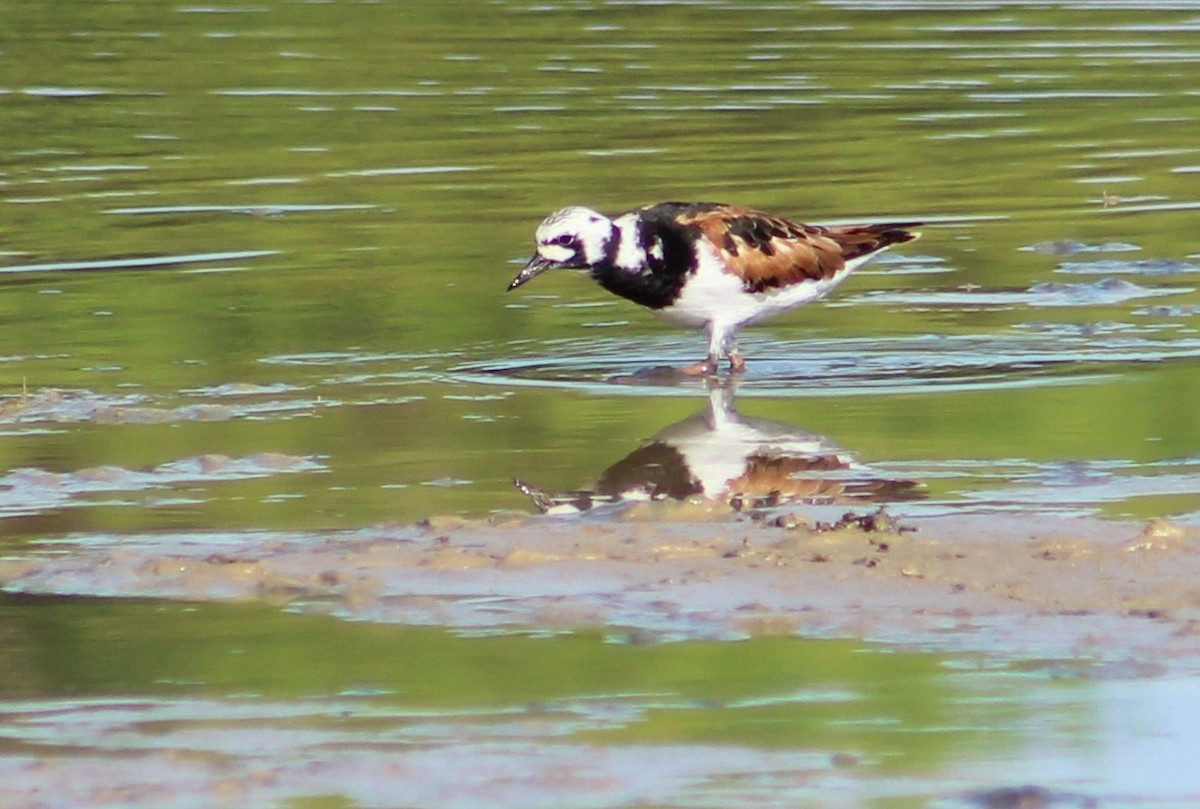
[0, 250, 279, 274]
[449, 331, 1200, 398]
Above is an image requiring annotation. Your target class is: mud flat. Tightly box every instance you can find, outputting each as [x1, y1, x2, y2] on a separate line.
[2, 504, 1197, 667]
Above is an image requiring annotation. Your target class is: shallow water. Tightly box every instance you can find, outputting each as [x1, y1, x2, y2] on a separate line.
[3, 1, 1200, 805]
[3, 1, 1200, 534]
[1, 595, 1198, 809]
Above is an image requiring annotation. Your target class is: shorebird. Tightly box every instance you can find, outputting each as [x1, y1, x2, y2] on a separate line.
[509, 201, 920, 375]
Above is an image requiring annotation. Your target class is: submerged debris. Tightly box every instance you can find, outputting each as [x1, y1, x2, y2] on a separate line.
[964, 784, 1097, 809]
[1121, 518, 1188, 552]
[816, 507, 914, 535]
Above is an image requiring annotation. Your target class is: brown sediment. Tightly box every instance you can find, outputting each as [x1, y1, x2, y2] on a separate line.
[2, 505, 1199, 665]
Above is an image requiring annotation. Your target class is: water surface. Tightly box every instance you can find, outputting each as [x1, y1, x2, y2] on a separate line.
[3, 1, 1199, 532]
[3, 2, 1200, 805]
[1, 595, 1198, 809]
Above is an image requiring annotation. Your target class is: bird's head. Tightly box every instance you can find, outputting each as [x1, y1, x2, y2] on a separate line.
[508, 206, 613, 291]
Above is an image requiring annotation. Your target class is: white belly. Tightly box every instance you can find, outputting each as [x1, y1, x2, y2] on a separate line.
[655, 242, 859, 332]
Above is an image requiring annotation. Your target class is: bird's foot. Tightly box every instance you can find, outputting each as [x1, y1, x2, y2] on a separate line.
[727, 352, 746, 374]
[681, 357, 719, 376]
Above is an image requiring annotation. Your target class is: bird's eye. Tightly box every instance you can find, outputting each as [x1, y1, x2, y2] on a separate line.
[553, 234, 574, 247]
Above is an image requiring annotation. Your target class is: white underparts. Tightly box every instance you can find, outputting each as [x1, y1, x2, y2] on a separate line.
[657, 240, 885, 360]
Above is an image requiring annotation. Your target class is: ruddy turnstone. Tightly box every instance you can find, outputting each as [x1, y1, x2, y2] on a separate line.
[508, 202, 921, 375]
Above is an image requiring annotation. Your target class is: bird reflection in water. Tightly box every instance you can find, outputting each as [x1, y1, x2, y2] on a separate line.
[514, 380, 922, 515]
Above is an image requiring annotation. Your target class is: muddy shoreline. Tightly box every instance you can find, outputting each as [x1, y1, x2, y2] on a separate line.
[4, 505, 1198, 667]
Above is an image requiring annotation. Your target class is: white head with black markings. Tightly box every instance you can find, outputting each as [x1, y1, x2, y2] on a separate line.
[508, 206, 614, 291]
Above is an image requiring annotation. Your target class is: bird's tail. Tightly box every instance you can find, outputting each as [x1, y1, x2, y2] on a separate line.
[827, 222, 922, 262]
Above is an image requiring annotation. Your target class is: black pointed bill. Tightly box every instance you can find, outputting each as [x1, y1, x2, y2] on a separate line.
[507, 255, 554, 291]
